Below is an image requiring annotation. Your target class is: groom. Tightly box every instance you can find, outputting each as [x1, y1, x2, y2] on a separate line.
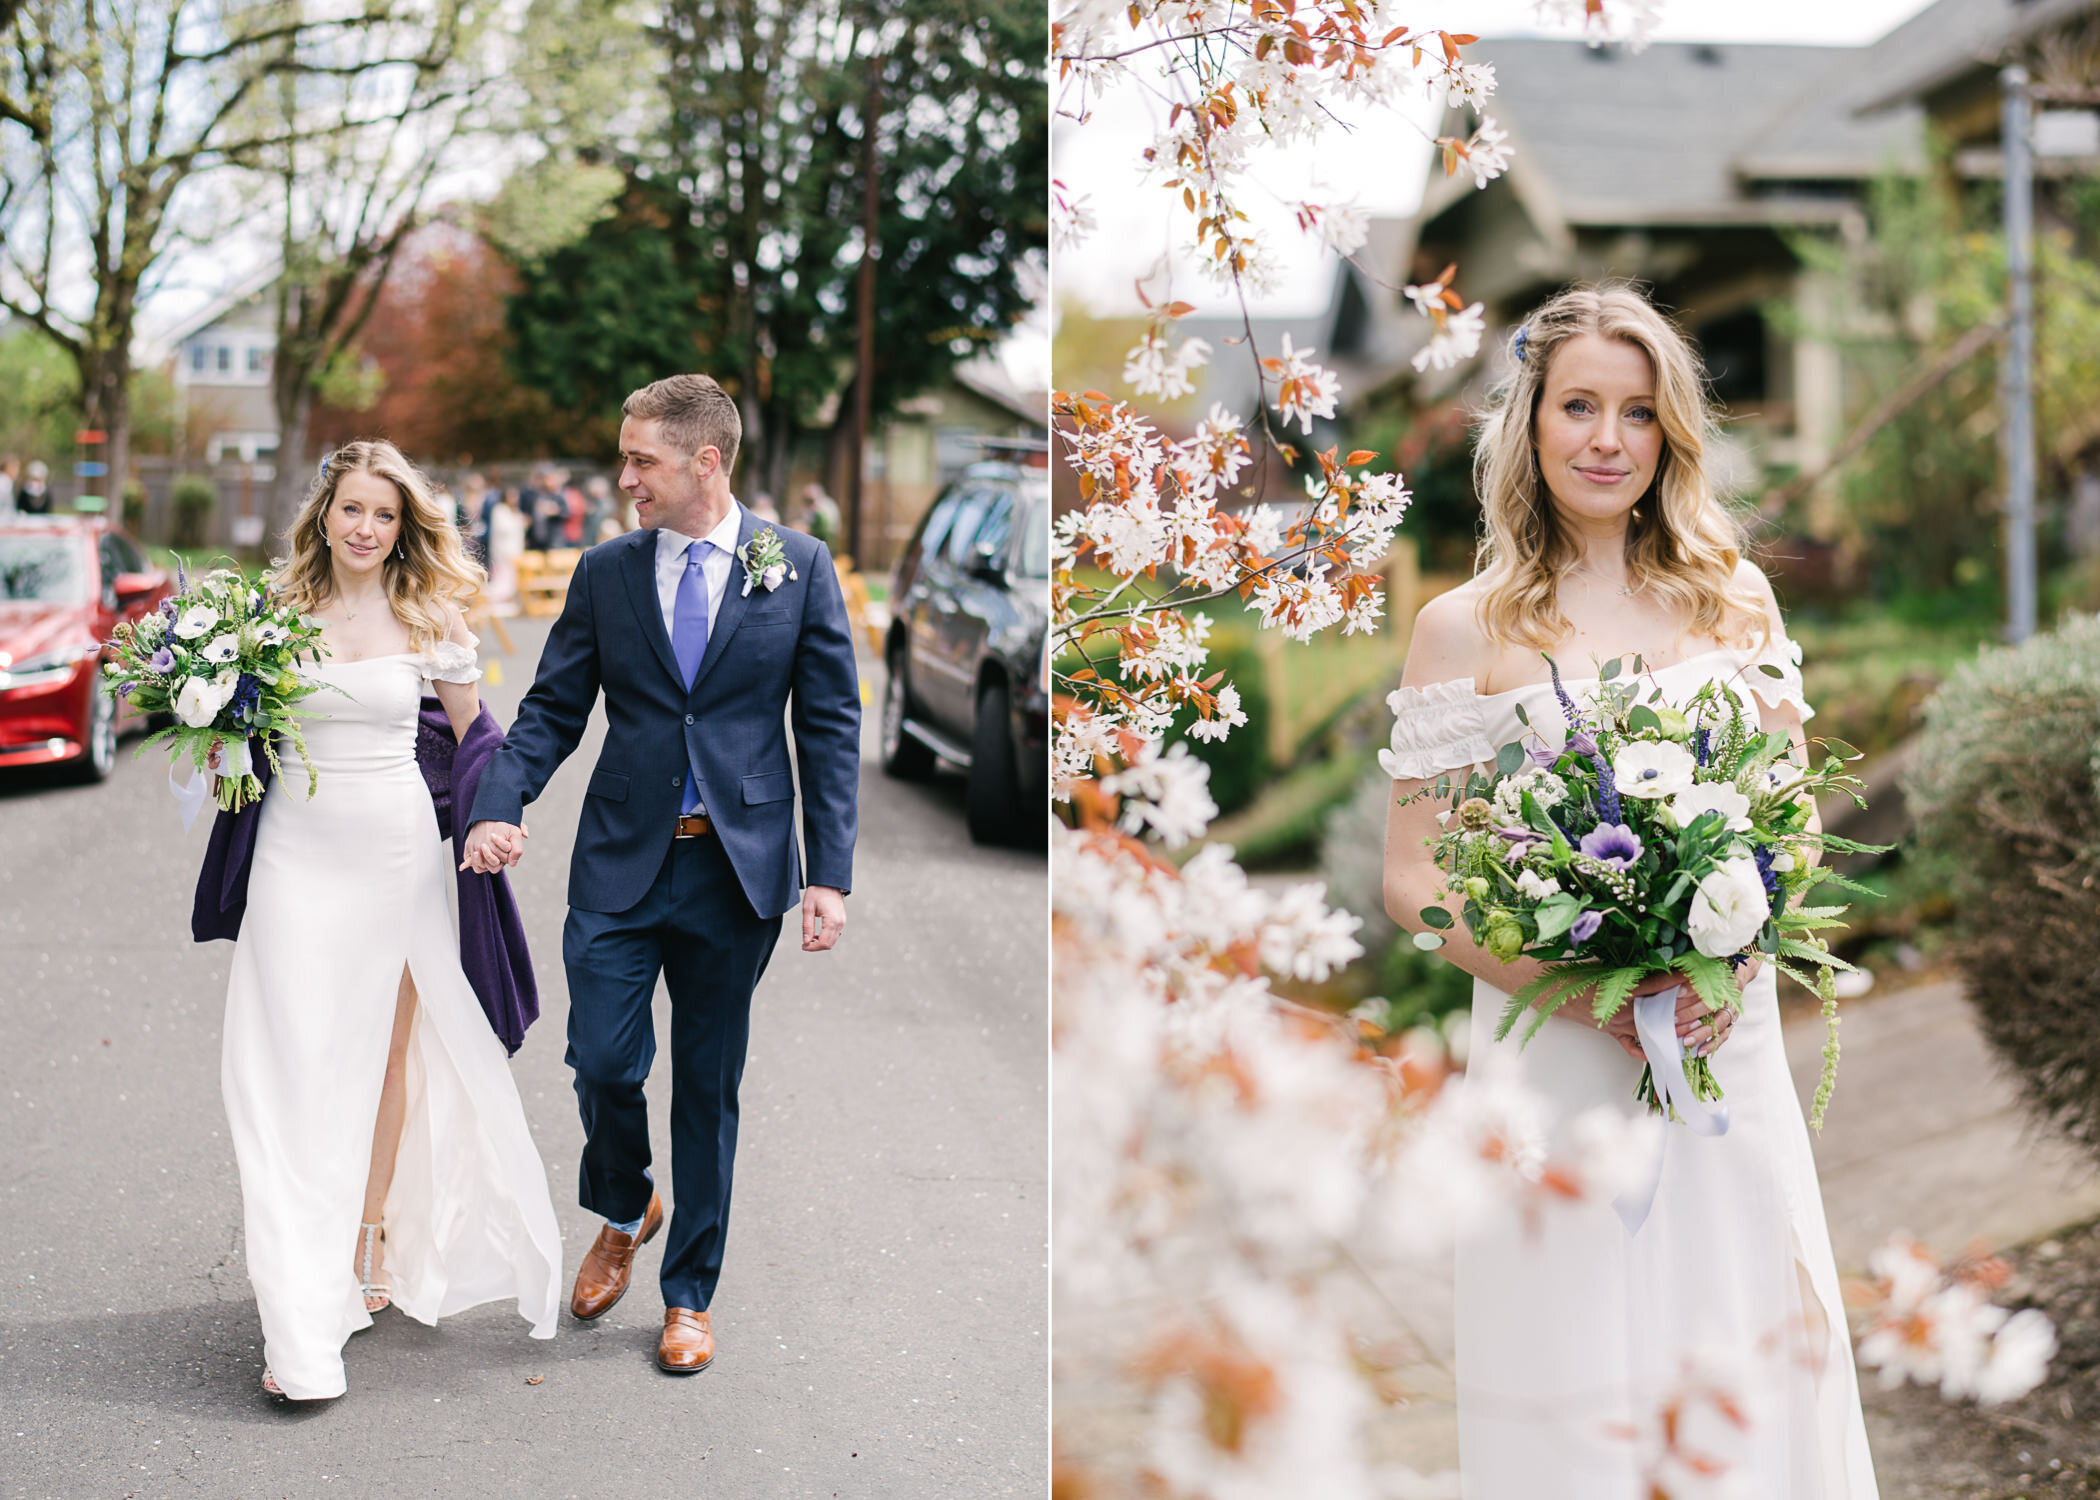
[463, 373, 860, 1374]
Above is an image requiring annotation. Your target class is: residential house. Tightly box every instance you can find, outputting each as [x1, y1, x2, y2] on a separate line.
[164, 267, 282, 467]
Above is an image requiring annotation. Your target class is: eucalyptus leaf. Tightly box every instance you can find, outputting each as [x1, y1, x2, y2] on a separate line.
[1758, 663, 1786, 678]
[1513, 702, 1530, 727]
[1627, 704, 1661, 735]
[1600, 657, 1622, 681]
[1496, 741, 1525, 777]
[1419, 905, 1455, 930]
[1412, 930, 1446, 951]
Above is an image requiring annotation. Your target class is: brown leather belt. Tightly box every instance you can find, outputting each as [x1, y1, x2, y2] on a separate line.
[674, 813, 713, 839]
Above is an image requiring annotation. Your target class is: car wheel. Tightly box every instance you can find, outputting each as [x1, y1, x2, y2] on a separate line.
[67, 681, 117, 784]
[965, 680, 1027, 846]
[880, 641, 936, 780]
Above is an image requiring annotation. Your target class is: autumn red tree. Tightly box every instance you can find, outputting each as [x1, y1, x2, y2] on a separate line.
[314, 222, 615, 466]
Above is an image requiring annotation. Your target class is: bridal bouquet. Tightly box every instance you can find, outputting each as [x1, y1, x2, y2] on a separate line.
[102, 564, 328, 812]
[1412, 654, 1883, 1128]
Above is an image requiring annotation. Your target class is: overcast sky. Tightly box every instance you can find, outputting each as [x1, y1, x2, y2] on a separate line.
[1053, 0, 1942, 319]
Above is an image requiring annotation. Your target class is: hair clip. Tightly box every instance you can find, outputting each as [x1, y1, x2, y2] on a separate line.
[1513, 326, 1529, 364]
[320, 454, 332, 480]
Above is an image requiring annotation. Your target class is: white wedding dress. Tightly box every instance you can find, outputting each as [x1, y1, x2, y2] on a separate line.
[219, 645, 562, 1400]
[1384, 634, 1878, 1498]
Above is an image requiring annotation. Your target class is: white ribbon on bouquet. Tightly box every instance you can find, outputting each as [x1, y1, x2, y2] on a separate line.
[170, 738, 251, 835]
[1612, 982, 1731, 1237]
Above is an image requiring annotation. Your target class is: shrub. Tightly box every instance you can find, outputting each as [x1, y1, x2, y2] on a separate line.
[120, 480, 146, 535]
[1318, 767, 1474, 1029]
[170, 474, 216, 549]
[1170, 629, 1271, 817]
[1908, 614, 2100, 1161]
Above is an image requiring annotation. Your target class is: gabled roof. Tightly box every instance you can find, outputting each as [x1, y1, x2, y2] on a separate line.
[156, 262, 282, 351]
[1450, 39, 1920, 231]
[1851, 0, 2099, 113]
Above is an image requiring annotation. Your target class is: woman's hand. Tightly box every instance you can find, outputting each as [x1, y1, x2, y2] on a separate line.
[1601, 957, 1760, 1060]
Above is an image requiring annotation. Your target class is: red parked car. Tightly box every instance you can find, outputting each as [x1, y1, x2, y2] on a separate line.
[0, 515, 173, 781]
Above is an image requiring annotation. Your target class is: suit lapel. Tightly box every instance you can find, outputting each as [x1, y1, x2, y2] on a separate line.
[621, 531, 685, 688]
[688, 504, 760, 698]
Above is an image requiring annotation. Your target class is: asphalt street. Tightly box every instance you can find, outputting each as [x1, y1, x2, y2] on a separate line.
[0, 615, 1047, 1499]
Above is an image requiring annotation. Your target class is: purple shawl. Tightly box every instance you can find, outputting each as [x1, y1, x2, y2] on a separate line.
[190, 700, 541, 1056]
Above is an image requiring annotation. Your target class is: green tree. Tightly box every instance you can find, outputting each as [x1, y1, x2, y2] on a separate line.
[0, 1, 439, 506]
[506, 0, 1046, 500]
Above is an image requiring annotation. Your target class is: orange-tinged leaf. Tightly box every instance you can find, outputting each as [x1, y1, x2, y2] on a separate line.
[1347, 448, 1378, 465]
[1447, 32, 1478, 44]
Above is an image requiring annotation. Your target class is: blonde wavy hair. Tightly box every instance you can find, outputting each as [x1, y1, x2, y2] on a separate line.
[1470, 283, 1765, 650]
[272, 438, 485, 651]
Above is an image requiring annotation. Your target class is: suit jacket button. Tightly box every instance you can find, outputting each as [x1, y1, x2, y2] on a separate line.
[685, 714, 695, 725]
[672, 775, 682, 787]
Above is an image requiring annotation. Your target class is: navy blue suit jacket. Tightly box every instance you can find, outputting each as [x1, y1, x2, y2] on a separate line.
[468, 507, 861, 918]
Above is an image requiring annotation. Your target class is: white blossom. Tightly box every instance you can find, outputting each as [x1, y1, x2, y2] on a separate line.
[1273, 334, 1341, 435]
[1462, 115, 1512, 189]
[1411, 301, 1486, 373]
[1124, 329, 1213, 400]
[1104, 741, 1219, 848]
[1185, 683, 1246, 743]
[1534, 0, 1663, 52]
[1666, 781, 1753, 833]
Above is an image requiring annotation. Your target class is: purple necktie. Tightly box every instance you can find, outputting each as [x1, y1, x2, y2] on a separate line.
[672, 539, 711, 813]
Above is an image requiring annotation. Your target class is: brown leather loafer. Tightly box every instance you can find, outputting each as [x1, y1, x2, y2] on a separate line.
[657, 1306, 714, 1374]
[570, 1192, 663, 1320]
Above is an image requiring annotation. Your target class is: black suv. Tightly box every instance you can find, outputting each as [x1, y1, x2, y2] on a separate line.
[881, 462, 1048, 845]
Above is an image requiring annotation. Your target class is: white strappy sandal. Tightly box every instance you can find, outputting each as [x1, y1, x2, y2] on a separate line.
[262, 1366, 283, 1397]
[358, 1222, 391, 1314]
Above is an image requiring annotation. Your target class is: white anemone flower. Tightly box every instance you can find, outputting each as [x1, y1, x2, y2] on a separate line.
[200, 635, 241, 664]
[1612, 740, 1696, 800]
[1666, 781, 1753, 833]
[173, 605, 219, 640]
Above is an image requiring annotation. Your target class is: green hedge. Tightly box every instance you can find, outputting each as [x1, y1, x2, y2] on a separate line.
[1908, 614, 2100, 1161]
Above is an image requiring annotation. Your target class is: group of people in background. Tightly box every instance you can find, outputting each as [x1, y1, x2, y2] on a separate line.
[456, 466, 638, 615]
[0, 458, 53, 516]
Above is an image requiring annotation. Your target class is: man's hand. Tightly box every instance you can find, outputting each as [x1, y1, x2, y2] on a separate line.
[801, 885, 847, 952]
[462, 819, 528, 874]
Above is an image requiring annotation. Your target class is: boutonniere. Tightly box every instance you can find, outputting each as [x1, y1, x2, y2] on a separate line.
[737, 526, 799, 596]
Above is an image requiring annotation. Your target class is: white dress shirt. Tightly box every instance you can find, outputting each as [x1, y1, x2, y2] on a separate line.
[653, 500, 741, 642]
[652, 500, 741, 817]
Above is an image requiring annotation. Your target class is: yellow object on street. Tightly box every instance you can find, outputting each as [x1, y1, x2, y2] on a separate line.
[484, 658, 505, 688]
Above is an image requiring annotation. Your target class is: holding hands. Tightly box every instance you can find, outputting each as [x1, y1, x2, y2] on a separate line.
[463, 820, 529, 873]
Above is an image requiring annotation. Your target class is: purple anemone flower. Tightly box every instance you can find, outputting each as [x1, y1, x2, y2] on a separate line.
[148, 645, 176, 674]
[1578, 822, 1643, 870]
[1526, 743, 1559, 768]
[1569, 910, 1603, 945]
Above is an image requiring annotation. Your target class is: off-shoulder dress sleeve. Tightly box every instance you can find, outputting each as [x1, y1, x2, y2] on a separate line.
[419, 633, 482, 685]
[1379, 678, 1496, 781]
[1740, 627, 1813, 722]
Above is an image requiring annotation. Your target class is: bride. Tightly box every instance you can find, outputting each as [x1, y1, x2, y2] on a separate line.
[1380, 286, 1878, 1494]
[209, 440, 562, 1399]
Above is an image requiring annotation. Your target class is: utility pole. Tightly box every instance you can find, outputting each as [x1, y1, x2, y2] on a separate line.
[2002, 65, 2037, 642]
[848, 46, 882, 567]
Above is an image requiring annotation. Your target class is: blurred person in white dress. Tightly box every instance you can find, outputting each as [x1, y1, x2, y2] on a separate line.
[214, 441, 560, 1399]
[1380, 286, 1876, 1496]
[486, 487, 528, 615]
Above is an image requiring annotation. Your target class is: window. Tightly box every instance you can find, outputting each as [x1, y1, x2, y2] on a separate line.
[190, 344, 207, 373]
[109, 533, 145, 573]
[216, 346, 231, 374]
[940, 486, 997, 567]
[248, 347, 267, 375]
[970, 491, 1015, 564]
